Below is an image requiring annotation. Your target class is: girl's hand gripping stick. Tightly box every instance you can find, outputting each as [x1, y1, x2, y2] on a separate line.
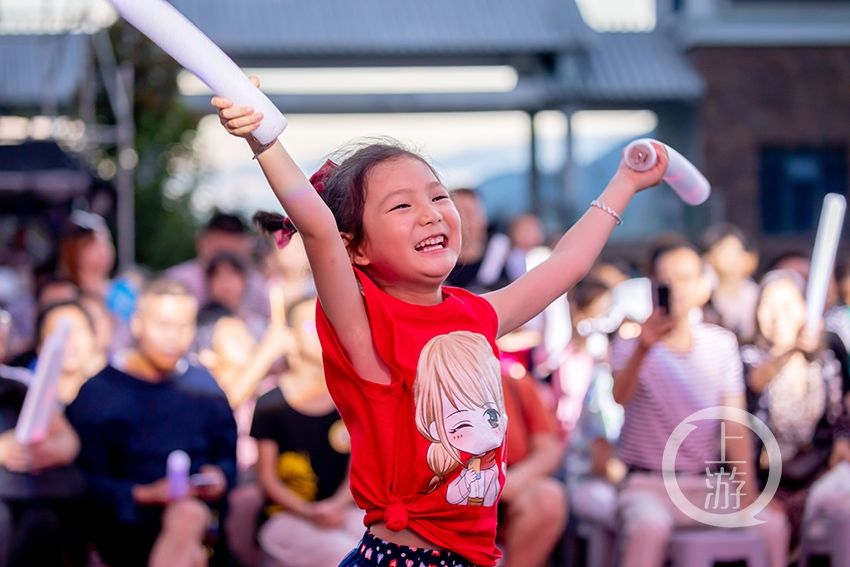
[624, 138, 711, 205]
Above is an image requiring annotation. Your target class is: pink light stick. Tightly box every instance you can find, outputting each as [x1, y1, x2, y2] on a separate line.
[167, 450, 191, 500]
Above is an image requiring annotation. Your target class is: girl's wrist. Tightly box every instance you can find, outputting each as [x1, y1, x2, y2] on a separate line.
[610, 171, 641, 195]
[247, 135, 263, 152]
[250, 138, 276, 160]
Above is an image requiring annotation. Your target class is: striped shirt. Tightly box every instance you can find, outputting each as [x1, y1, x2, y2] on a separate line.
[611, 323, 744, 473]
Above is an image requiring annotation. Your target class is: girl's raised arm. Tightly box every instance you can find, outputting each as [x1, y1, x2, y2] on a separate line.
[485, 143, 668, 338]
[214, 87, 390, 384]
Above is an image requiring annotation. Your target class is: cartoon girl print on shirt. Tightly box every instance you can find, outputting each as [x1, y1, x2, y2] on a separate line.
[414, 331, 507, 507]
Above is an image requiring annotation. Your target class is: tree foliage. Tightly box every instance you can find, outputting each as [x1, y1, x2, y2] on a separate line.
[107, 22, 202, 271]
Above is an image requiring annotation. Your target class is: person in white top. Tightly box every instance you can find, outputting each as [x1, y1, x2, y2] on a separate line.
[611, 240, 789, 567]
[701, 223, 760, 343]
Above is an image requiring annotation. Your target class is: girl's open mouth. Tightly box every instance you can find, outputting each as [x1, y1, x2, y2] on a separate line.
[414, 235, 448, 253]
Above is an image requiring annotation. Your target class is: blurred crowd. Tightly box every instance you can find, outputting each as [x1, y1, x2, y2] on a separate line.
[2, 192, 850, 567]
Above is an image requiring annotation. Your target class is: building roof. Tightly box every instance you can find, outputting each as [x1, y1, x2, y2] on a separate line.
[0, 34, 89, 110]
[172, 0, 591, 63]
[660, 1, 850, 47]
[170, 0, 702, 108]
[576, 32, 705, 103]
[0, 140, 94, 202]
[0, 3, 705, 114]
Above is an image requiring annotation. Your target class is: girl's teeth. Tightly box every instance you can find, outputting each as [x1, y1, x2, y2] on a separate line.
[416, 236, 447, 251]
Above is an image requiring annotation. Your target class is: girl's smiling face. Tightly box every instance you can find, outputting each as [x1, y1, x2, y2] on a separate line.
[353, 156, 461, 290]
[433, 392, 505, 456]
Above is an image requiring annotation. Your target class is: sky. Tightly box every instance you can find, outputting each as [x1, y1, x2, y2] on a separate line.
[186, 110, 658, 216]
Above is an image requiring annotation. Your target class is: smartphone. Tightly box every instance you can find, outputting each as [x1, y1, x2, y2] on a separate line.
[654, 283, 671, 314]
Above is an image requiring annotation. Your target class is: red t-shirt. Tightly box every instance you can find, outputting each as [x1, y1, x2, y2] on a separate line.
[316, 269, 506, 566]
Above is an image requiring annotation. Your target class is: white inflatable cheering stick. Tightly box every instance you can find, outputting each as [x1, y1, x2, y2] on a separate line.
[806, 193, 846, 333]
[624, 138, 711, 205]
[15, 318, 72, 444]
[108, 0, 287, 145]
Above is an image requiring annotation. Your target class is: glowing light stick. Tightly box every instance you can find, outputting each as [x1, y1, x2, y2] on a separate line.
[806, 193, 846, 332]
[526, 247, 572, 363]
[167, 450, 191, 500]
[610, 277, 653, 325]
[15, 318, 71, 444]
[477, 233, 511, 287]
[624, 139, 711, 205]
[108, 0, 287, 145]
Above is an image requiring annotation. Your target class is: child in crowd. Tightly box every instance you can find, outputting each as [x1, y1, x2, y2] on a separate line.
[251, 296, 362, 566]
[701, 223, 760, 343]
[35, 301, 99, 404]
[562, 277, 626, 493]
[213, 78, 667, 566]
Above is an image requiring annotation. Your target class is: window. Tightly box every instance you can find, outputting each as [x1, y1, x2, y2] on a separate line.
[759, 147, 847, 235]
[731, 0, 850, 3]
[732, 0, 849, 3]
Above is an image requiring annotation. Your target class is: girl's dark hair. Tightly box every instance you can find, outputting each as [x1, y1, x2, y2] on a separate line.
[253, 140, 437, 254]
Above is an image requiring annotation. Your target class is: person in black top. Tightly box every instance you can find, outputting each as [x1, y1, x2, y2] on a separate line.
[67, 279, 237, 567]
[0, 375, 86, 566]
[251, 296, 362, 567]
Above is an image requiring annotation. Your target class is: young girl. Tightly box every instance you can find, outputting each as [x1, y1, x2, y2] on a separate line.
[213, 80, 667, 566]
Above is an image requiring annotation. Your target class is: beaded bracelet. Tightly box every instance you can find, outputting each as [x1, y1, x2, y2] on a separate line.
[251, 140, 276, 160]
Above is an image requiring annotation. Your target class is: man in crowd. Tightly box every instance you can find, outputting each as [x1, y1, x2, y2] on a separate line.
[611, 239, 788, 567]
[67, 279, 237, 567]
[166, 212, 269, 319]
[446, 188, 491, 290]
